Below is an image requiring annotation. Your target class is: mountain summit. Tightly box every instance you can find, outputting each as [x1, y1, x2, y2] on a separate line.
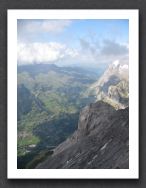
[88, 60, 129, 109]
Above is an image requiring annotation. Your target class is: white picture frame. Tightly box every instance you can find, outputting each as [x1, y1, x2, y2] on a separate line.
[7, 9, 139, 179]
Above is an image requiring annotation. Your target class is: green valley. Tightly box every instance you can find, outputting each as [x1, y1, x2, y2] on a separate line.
[17, 64, 101, 168]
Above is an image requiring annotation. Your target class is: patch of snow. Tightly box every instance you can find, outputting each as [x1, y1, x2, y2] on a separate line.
[100, 142, 108, 151]
[93, 154, 98, 160]
[100, 139, 112, 151]
[120, 64, 129, 70]
[112, 60, 120, 67]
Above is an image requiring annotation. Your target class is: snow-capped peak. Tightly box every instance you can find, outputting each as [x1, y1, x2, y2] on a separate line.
[112, 60, 120, 67]
[119, 64, 129, 70]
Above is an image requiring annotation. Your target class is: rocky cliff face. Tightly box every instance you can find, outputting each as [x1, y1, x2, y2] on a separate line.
[36, 101, 129, 169]
[88, 60, 129, 109]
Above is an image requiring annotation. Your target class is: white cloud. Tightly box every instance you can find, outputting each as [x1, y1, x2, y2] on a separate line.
[101, 39, 128, 56]
[17, 37, 128, 66]
[78, 38, 129, 65]
[19, 20, 72, 35]
[17, 42, 78, 64]
[41, 20, 72, 33]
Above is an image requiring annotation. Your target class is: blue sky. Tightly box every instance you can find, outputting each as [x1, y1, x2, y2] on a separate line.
[17, 19, 129, 66]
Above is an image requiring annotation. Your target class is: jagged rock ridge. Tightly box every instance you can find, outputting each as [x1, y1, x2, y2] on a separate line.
[36, 101, 129, 169]
[88, 60, 129, 109]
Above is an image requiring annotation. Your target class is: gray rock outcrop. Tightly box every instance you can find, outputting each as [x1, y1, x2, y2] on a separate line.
[36, 101, 129, 169]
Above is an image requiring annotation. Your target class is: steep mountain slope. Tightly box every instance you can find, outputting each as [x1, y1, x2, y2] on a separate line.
[36, 101, 129, 169]
[17, 84, 34, 121]
[88, 60, 129, 109]
[17, 84, 47, 121]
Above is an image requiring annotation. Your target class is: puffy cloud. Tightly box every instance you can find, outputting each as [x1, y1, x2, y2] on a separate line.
[17, 42, 78, 64]
[79, 38, 99, 55]
[17, 38, 128, 66]
[79, 38, 128, 65]
[101, 39, 128, 56]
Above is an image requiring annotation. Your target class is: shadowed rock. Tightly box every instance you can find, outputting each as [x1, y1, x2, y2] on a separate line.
[36, 101, 129, 169]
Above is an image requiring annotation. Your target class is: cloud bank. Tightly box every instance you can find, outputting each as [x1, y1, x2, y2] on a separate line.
[17, 42, 78, 64]
[101, 39, 128, 56]
[17, 19, 129, 66]
[17, 39, 128, 66]
[78, 38, 128, 65]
